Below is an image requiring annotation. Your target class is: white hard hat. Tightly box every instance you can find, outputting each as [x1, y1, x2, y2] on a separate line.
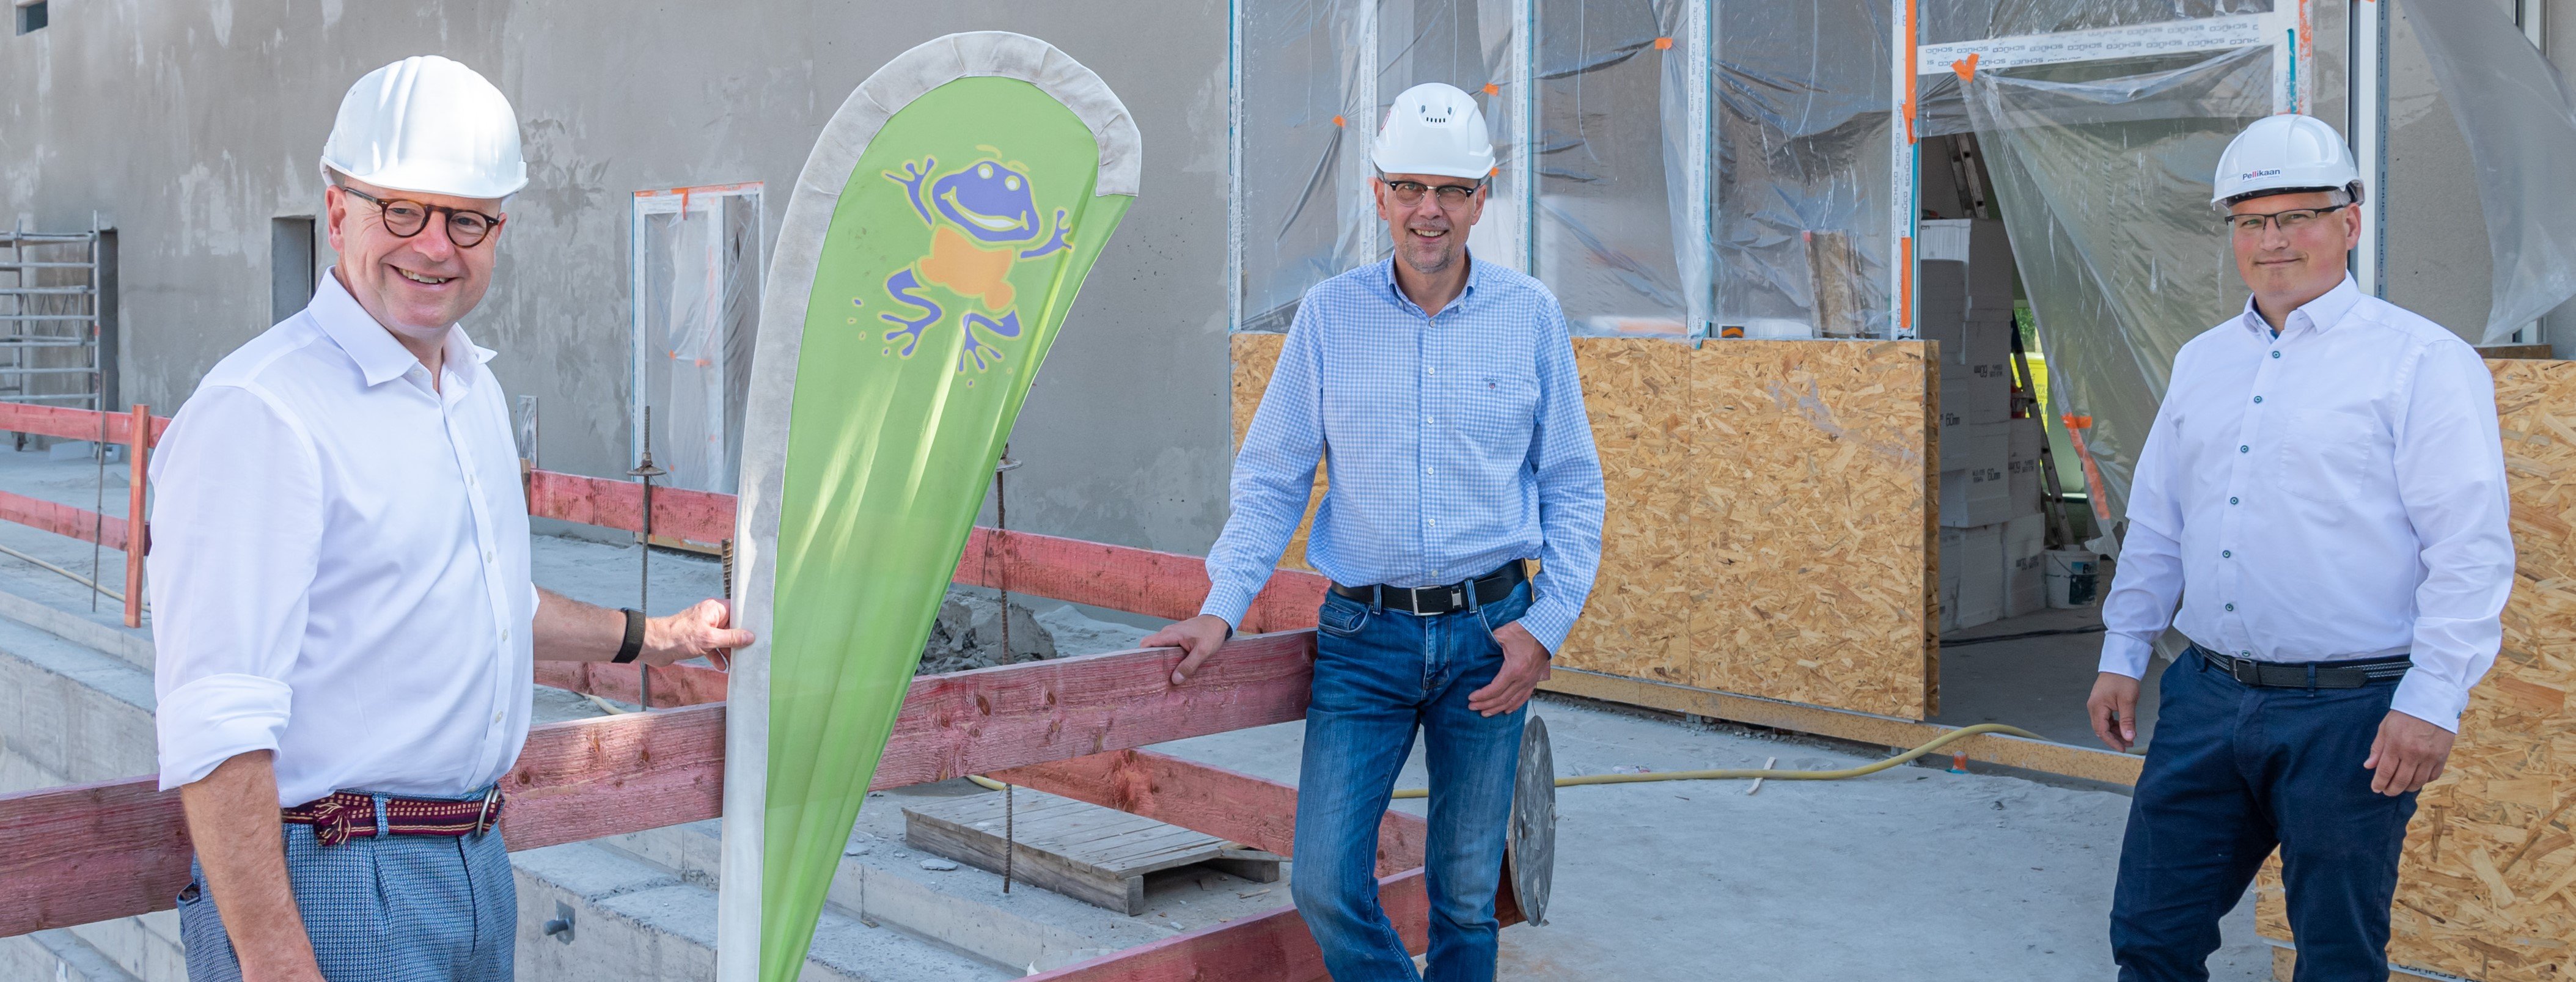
[2209, 113, 2362, 211]
[320, 56, 528, 200]
[1370, 82, 1496, 181]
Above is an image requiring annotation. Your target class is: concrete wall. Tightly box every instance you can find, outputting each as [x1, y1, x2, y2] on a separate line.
[0, 0, 1237, 555]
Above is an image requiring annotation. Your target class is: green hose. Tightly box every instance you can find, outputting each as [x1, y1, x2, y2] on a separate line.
[1389, 722, 2045, 799]
[967, 723, 2047, 799]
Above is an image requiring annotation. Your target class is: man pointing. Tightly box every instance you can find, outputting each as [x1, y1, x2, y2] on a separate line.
[152, 56, 749, 981]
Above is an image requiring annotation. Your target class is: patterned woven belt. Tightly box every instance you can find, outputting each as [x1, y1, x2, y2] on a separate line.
[280, 788, 505, 847]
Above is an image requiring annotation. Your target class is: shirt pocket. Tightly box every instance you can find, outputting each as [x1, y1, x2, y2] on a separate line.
[2277, 408, 2383, 504]
[1453, 373, 1538, 455]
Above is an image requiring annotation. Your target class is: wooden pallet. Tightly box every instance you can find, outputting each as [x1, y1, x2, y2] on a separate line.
[903, 789, 1283, 915]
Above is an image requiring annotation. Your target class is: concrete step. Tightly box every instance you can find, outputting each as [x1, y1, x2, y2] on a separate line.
[512, 838, 1011, 981]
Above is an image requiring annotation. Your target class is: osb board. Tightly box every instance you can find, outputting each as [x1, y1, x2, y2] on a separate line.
[1228, 333, 1937, 720]
[2254, 359, 2576, 981]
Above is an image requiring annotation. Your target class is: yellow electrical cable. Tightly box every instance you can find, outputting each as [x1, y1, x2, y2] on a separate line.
[964, 723, 2047, 800]
[1388, 722, 2046, 799]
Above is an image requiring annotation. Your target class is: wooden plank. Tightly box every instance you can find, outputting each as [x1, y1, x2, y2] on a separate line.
[0, 403, 163, 445]
[531, 661, 732, 708]
[1537, 667, 2143, 786]
[524, 468, 735, 544]
[0, 488, 127, 549]
[996, 749, 1427, 877]
[953, 526, 1329, 634]
[0, 638, 1319, 935]
[903, 793, 1198, 914]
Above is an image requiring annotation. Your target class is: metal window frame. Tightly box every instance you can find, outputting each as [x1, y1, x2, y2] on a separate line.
[627, 181, 766, 486]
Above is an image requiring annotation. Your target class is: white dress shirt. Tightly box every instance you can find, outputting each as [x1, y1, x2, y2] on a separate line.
[2099, 275, 2514, 732]
[151, 271, 536, 806]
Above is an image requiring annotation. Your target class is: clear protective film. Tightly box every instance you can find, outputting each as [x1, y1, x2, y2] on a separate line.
[1933, 43, 2274, 519]
[1238, 0, 1521, 334]
[1535, 0, 1693, 335]
[1713, 0, 1890, 339]
[2394, 0, 2576, 342]
[633, 191, 762, 493]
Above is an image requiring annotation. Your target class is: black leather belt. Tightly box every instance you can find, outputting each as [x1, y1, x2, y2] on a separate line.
[1330, 562, 1527, 617]
[2190, 645, 2411, 689]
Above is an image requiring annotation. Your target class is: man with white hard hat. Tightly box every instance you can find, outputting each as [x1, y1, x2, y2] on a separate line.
[2085, 112, 2512, 980]
[1145, 82, 1604, 980]
[153, 55, 750, 981]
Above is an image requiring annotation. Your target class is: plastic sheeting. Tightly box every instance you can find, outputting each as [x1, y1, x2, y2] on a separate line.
[1535, 0, 1693, 335]
[633, 189, 761, 494]
[1714, 0, 1890, 338]
[2395, 0, 2576, 342]
[1236, 0, 1520, 334]
[1957, 46, 2274, 518]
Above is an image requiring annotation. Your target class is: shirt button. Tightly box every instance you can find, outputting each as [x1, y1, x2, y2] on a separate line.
[493, 711, 504, 724]
[2251, 396, 2262, 404]
[485, 549, 496, 563]
[502, 628, 511, 642]
[2239, 445, 2248, 453]
[2225, 603, 2236, 611]
[2229, 496, 2239, 505]
[2222, 550, 2232, 558]
[1428, 367, 1437, 375]
[2270, 350, 2281, 359]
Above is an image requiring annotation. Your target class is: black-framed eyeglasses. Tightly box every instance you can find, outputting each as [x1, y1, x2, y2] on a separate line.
[1381, 177, 1487, 208]
[2222, 202, 2352, 236]
[338, 185, 504, 247]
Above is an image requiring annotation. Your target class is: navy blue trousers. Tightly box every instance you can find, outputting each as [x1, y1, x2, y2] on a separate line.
[2111, 650, 2416, 981]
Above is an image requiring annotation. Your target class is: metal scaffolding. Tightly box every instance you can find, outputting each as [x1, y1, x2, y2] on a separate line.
[0, 219, 106, 417]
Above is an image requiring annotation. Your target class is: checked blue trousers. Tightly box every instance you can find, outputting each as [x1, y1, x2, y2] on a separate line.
[180, 790, 515, 982]
[2112, 649, 2416, 981]
[1291, 581, 1530, 982]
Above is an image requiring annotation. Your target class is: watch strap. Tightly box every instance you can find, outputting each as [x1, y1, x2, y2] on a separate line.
[613, 608, 645, 664]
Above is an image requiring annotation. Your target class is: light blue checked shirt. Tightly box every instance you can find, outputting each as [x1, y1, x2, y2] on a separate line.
[1201, 255, 1606, 653]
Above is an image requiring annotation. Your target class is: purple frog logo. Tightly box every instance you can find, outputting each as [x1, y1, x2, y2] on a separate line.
[870, 152, 1074, 374]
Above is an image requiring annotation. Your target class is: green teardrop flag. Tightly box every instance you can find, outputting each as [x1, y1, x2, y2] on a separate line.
[718, 33, 1138, 981]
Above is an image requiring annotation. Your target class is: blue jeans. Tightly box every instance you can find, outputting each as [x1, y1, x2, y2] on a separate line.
[1292, 580, 1530, 982]
[2111, 650, 2416, 981]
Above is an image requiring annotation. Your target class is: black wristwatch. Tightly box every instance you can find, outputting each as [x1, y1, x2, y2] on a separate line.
[612, 607, 646, 664]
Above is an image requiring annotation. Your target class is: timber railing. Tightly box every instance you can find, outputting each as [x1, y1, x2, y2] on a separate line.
[0, 401, 1529, 980]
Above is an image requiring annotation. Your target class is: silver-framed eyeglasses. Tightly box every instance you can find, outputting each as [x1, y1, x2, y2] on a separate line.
[2222, 203, 2352, 236]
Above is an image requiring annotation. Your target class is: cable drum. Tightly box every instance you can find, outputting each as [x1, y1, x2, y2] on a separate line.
[1506, 714, 1557, 926]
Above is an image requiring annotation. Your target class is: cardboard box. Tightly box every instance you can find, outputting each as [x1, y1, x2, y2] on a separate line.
[2002, 513, 2048, 618]
[1943, 523, 2005, 631]
[1940, 422, 2013, 527]
[1918, 218, 2016, 318]
[2007, 416, 2045, 515]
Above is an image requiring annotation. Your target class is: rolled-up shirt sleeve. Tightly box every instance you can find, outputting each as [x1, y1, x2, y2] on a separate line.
[2388, 341, 2514, 732]
[1517, 305, 1604, 654]
[151, 384, 324, 790]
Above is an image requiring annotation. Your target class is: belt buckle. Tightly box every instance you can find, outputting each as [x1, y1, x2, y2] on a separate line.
[474, 786, 502, 835]
[2229, 658, 2260, 686]
[1448, 585, 1466, 612]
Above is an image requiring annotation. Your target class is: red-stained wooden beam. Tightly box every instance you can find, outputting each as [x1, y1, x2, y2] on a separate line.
[0, 634, 1319, 936]
[524, 468, 735, 544]
[0, 488, 128, 549]
[956, 526, 1329, 633]
[532, 661, 733, 708]
[0, 403, 166, 446]
[1026, 871, 1431, 982]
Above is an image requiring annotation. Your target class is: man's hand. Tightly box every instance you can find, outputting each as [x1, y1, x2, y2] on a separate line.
[645, 598, 755, 670]
[2364, 709, 2456, 796]
[1143, 614, 1232, 686]
[1467, 621, 1552, 717]
[2088, 672, 2143, 753]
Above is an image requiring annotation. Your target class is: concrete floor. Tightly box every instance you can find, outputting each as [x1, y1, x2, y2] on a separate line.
[0, 445, 2279, 980]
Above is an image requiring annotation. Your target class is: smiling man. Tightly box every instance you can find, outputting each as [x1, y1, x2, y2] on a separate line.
[2085, 113, 2513, 981]
[1143, 82, 1604, 981]
[150, 56, 749, 981]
